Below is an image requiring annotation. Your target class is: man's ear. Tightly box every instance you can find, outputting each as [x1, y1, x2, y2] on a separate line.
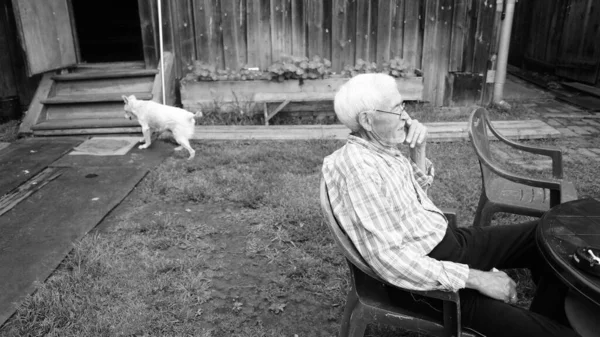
[357, 111, 373, 132]
[122, 95, 129, 104]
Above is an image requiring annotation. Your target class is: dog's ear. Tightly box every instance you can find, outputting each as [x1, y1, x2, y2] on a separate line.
[122, 95, 129, 104]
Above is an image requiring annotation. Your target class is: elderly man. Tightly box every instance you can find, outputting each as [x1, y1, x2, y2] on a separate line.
[322, 73, 578, 337]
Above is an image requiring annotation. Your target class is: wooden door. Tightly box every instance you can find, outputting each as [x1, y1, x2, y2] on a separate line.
[555, 0, 600, 84]
[11, 0, 77, 75]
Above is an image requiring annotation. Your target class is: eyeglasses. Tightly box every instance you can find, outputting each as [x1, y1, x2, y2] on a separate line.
[374, 103, 407, 119]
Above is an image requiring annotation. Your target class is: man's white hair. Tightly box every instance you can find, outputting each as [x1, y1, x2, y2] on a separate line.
[334, 73, 400, 132]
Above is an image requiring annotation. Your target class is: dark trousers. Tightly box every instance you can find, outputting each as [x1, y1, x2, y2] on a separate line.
[426, 221, 580, 337]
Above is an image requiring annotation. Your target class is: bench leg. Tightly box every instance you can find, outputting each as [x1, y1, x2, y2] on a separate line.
[264, 100, 291, 126]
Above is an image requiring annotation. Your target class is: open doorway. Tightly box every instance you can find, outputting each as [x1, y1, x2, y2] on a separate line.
[71, 0, 144, 63]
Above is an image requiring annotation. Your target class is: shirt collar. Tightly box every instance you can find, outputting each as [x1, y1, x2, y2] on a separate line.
[348, 134, 405, 158]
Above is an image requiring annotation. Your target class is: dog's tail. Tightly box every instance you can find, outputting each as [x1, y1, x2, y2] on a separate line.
[190, 110, 203, 125]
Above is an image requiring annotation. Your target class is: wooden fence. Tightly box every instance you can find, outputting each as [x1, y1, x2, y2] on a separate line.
[154, 0, 501, 106]
[509, 0, 600, 85]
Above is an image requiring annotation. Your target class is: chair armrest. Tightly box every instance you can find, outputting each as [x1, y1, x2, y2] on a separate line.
[477, 144, 564, 191]
[439, 207, 457, 230]
[486, 120, 564, 178]
[404, 287, 461, 303]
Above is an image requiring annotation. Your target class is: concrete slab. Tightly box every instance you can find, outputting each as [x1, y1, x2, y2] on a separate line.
[0, 166, 149, 326]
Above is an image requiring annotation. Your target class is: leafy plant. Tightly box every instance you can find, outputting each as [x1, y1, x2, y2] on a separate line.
[266, 55, 332, 82]
[184, 56, 332, 83]
[341, 56, 418, 78]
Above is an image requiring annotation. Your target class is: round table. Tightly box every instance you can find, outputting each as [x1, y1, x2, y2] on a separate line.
[536, 197, 600, 306]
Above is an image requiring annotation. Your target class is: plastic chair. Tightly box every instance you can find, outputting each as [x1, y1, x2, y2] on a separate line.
[319, 178, 482, 337]
[468, 107, 578, 227]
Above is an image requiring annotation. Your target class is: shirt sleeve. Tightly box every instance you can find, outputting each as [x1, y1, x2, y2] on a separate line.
[411, 157, 435, 190]
[345, 168, 469, 292]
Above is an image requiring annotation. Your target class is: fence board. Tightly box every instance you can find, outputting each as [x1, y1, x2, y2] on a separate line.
[0, 0, 17, 97]
[332, 0, 357, 72]
[471, 0, 495, 74]
[403, 0, 423, 69]
[271, 0, 292, 61]
[449, 0, 469, 72]
[355, 0, 374, 62]
[220, 0, 246, 70]
[389, 0, 405, 59]
[376, 0, 394, 65]
[246, 0, 271, 69]
[193, 0, 224, 68]
[170, 0, 195, 77]
[306, 0, 324, 58]
[291, 0, 306, 57]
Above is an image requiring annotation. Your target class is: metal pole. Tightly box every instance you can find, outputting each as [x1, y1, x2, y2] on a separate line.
[157, 0, 166, 104]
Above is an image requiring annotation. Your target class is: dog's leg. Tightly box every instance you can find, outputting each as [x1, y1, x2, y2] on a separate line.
[174, 135, 195, 160]
[138, 126, 152, 149]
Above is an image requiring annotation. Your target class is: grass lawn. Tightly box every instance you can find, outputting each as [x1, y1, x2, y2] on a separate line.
[0, 103, 599, 336]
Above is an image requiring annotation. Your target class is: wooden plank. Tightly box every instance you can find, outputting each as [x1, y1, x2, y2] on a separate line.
[246, 0, 272, 69]
[159, 0, 174, 54]
[151, 51, 175, 105]
[470, 0, 495, 78]
[0, 0, 17, 97]
[322, 0, 333, 61]
[10, 0, 77, 75]
[389, 0, 405, 59]
[354, 0, 374, 62]
[33, 127, 141, 136]
[192, 0, 225, 68]
[137, 0, 158, 68]
[190, 120, 560, 140]
[255, 92, 335, 102]
[169, 0, 196, 78]
[271, 0, 293, 61]
[0, 167, 64, 217]
[448, 0, 469, 72]
[291, 0, 306, 57]
[421, 0, 440, 104]
[52, 78, 154, 97]
[18, 73, 53, 136]
[52, 69, 158, 81]
[31, 118, 140, 130]
[376, 0, 394, 65]
[221, 0, 246, 70]
[46, 103, 127, 121]
[306, 0, 325, 58]
[403, 0, 423, 69]
[331, 0, 356, 72]
[41, 93, 153, 105]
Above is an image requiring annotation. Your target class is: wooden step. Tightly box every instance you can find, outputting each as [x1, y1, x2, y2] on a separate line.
[45, 102, 127, 121]
[31, 118, 140, 130]
[52, 76, 155, 97]
[52, 69, 158, 81]
[41, 93, 152, 105]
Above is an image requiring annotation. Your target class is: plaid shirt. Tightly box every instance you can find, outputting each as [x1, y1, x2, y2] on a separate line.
[322, 135, 469, 292]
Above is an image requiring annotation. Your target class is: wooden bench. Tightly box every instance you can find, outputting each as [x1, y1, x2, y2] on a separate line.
[254, 92, 336, 125]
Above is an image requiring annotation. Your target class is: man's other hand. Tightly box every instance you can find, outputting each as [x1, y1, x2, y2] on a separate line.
[466, 269, 518, 304]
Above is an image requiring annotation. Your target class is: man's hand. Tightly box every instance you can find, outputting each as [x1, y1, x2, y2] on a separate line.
[404, 118, 427, 149]
[466, 269, 518, 304]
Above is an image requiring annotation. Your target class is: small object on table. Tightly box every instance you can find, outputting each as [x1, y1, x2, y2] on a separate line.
[571, 247, 600, 277]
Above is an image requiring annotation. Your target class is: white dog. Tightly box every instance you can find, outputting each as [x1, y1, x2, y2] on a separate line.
[122, 95, 202, 160]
